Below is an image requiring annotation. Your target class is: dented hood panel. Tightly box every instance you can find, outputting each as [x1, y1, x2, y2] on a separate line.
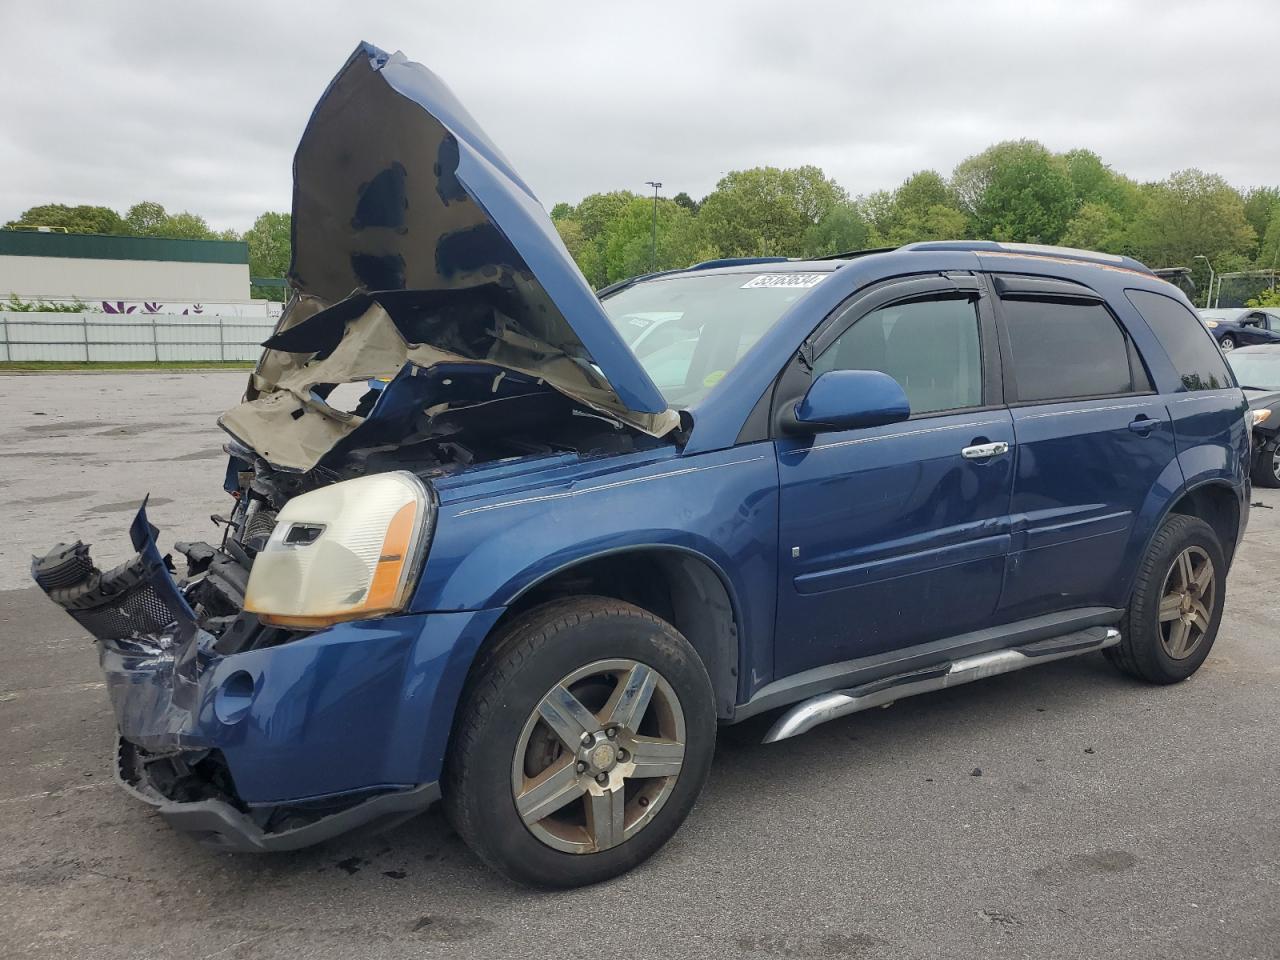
[272, 42, 672, 427]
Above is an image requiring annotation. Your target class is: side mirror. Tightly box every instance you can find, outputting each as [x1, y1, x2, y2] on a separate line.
[782, 369, 911, 435]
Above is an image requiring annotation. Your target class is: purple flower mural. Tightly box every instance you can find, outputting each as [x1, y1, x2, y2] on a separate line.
[102, 301, 137, 314]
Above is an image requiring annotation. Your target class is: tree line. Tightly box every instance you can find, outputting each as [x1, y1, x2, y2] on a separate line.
[550, 141, 1280, 298]
[7, 139, 1279, 303]
[3, 202, 292, 301]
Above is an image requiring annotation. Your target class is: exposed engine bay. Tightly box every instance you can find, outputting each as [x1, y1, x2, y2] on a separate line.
[34, 307, 664, 656]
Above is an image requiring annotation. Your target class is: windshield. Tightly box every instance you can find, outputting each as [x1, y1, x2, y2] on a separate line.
[601, 272, 828, 406]
[1226, 351, 1280, 390]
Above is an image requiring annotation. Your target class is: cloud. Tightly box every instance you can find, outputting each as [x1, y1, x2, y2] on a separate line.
[1, 0, 1275, 232]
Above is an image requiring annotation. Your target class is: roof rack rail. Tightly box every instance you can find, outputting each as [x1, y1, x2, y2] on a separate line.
[900, 240, 1152, 274]
[686, 256, 790, 271]
[812, 246, 896, 262]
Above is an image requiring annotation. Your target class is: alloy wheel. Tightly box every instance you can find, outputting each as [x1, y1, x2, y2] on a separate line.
[511, 659, 686, 854]
[1157, 545, 1216, 660]
[1272, 445, 1280, 485]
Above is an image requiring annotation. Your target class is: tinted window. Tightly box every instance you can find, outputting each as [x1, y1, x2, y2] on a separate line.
[1001, 298, 1135, 401]
[1126, 289, 1232, 392]
[813, 296, 982, 415]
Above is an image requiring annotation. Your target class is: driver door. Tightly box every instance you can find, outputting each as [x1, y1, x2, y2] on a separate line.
[772, 275, 1015, 677]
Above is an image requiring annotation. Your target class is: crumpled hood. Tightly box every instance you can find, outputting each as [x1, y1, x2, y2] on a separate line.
[227, 42, 676, 471]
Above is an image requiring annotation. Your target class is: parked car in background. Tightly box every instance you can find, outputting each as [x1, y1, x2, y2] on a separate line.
[1199, 307, 1280, 351]
[1224, 345, 1280, 486]
[31, 43, 1252, 888]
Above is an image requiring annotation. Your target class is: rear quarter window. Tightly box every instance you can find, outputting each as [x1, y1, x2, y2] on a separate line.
[1126, 289, 1233, 391]
[1000, 297, 1141, 402]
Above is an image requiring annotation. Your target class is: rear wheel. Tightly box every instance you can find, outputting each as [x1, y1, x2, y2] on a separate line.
[444, 597, 716, 887]
[1251, 439, 1280, 488]
[1106, 514, 1226, 683]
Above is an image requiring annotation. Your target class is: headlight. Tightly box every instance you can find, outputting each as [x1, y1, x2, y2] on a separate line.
[1250, 408, 1272, 427]
[1204, 320, 1220, 329]
[244, 471, 434, 629]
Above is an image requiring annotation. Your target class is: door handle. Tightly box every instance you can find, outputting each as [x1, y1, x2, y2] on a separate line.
[961, 441, 1010, 459]
[1129, 415, 1155, 436]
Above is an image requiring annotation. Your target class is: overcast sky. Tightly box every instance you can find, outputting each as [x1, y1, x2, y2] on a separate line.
[2, 0, 1275, 232]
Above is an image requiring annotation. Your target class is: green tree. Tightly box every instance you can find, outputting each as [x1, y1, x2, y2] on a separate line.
[125, 201, 168, 235]
[800, 203, 870, 256]
[599, 197, 708, 284]
[242, 211, 291, 301]
[1060, 201, 1129, 253]
[1246, 287, 1280, 308]
[4, 203, 126, 234]
[1129, 169, 1255, 268]
[952, 140, 1077, 243]
[1257, 206, 1280, 273]
[574, 191, 643, 242]
[866, 170, 969, 246]
[1242, 187, 1280, 257]
[697, 165, 847, 257]
[672, 191, 699, 213]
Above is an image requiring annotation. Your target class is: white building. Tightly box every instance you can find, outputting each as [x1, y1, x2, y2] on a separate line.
[0, 230, 276, 317]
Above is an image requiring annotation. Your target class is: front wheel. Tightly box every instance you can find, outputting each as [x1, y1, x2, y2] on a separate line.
[1219, 334, 1236, 351]
[444, 597, 716, 887]
[1106, 514, 1226, 684]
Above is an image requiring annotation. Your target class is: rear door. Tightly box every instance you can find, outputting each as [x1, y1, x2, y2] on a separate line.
[991, 275, 1179, 618]
[773, 275, 1015, 676]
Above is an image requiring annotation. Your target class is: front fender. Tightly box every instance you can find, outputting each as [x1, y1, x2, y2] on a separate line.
[412, 443, 781, 685]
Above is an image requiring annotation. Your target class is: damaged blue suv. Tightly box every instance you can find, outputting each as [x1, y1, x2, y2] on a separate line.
[33, 44, 1251, 888]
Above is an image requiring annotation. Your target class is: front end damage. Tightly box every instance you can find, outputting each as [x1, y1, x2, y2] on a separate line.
[32, 504, 451, 851]
[30, 42, 680, 852]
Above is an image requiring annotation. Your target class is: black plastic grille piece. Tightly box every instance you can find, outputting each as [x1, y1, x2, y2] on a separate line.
[32, 544, 182, 640]
[31, 541, 96, 591]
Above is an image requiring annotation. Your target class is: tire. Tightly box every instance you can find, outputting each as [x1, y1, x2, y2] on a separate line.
[1106, 514, 1226, 684]
[443, 597, 716, 888]
[1251, 439, 1280, 488]
[1219, 335, 1236, 351]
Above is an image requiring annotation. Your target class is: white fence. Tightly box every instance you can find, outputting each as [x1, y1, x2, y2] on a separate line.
[0, 312, 277, 362]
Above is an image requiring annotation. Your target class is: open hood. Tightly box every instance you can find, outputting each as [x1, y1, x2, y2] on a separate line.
[226, 42, 676, 471]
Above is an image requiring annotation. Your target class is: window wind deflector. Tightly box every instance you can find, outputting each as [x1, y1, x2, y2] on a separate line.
[992, 275, 1103, 301]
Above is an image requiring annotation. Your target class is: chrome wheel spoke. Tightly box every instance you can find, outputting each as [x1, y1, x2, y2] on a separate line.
[627, 735, 685, 778]
[515, 756, 585, 825]
[1158, 593, 1183, 622]
[585, 786, 626, 851]
[605, 663, 657, 733]
[537, 684, 600, 750]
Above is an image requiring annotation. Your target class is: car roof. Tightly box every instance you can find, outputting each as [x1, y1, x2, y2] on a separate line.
[607, 241, 1152, 294]
[1230, 344, 1280, 354]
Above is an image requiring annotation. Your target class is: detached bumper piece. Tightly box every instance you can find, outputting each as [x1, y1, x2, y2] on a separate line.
[116, 739, 438, 853]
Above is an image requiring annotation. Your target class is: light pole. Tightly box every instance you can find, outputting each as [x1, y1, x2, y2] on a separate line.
[1194, 254, 1215, 309]
[645, 180, 662, 271]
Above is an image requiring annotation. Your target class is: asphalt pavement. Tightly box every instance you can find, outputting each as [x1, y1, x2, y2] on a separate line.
[1, 371, 1277, 959]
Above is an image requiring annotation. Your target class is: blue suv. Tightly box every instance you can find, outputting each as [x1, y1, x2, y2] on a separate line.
[33, 44, 1250, 888]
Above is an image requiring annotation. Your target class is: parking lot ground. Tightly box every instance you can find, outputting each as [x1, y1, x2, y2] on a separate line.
[1, 372, 1277, 960]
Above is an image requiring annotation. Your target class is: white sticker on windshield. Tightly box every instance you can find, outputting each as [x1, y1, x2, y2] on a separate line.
[741, 273, 826, 289]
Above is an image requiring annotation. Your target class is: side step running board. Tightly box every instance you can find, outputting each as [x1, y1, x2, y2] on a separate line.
[762, 626, 1121, 743]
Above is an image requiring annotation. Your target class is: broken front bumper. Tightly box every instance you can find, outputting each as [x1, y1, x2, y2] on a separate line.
[33, 505, 504, 852]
